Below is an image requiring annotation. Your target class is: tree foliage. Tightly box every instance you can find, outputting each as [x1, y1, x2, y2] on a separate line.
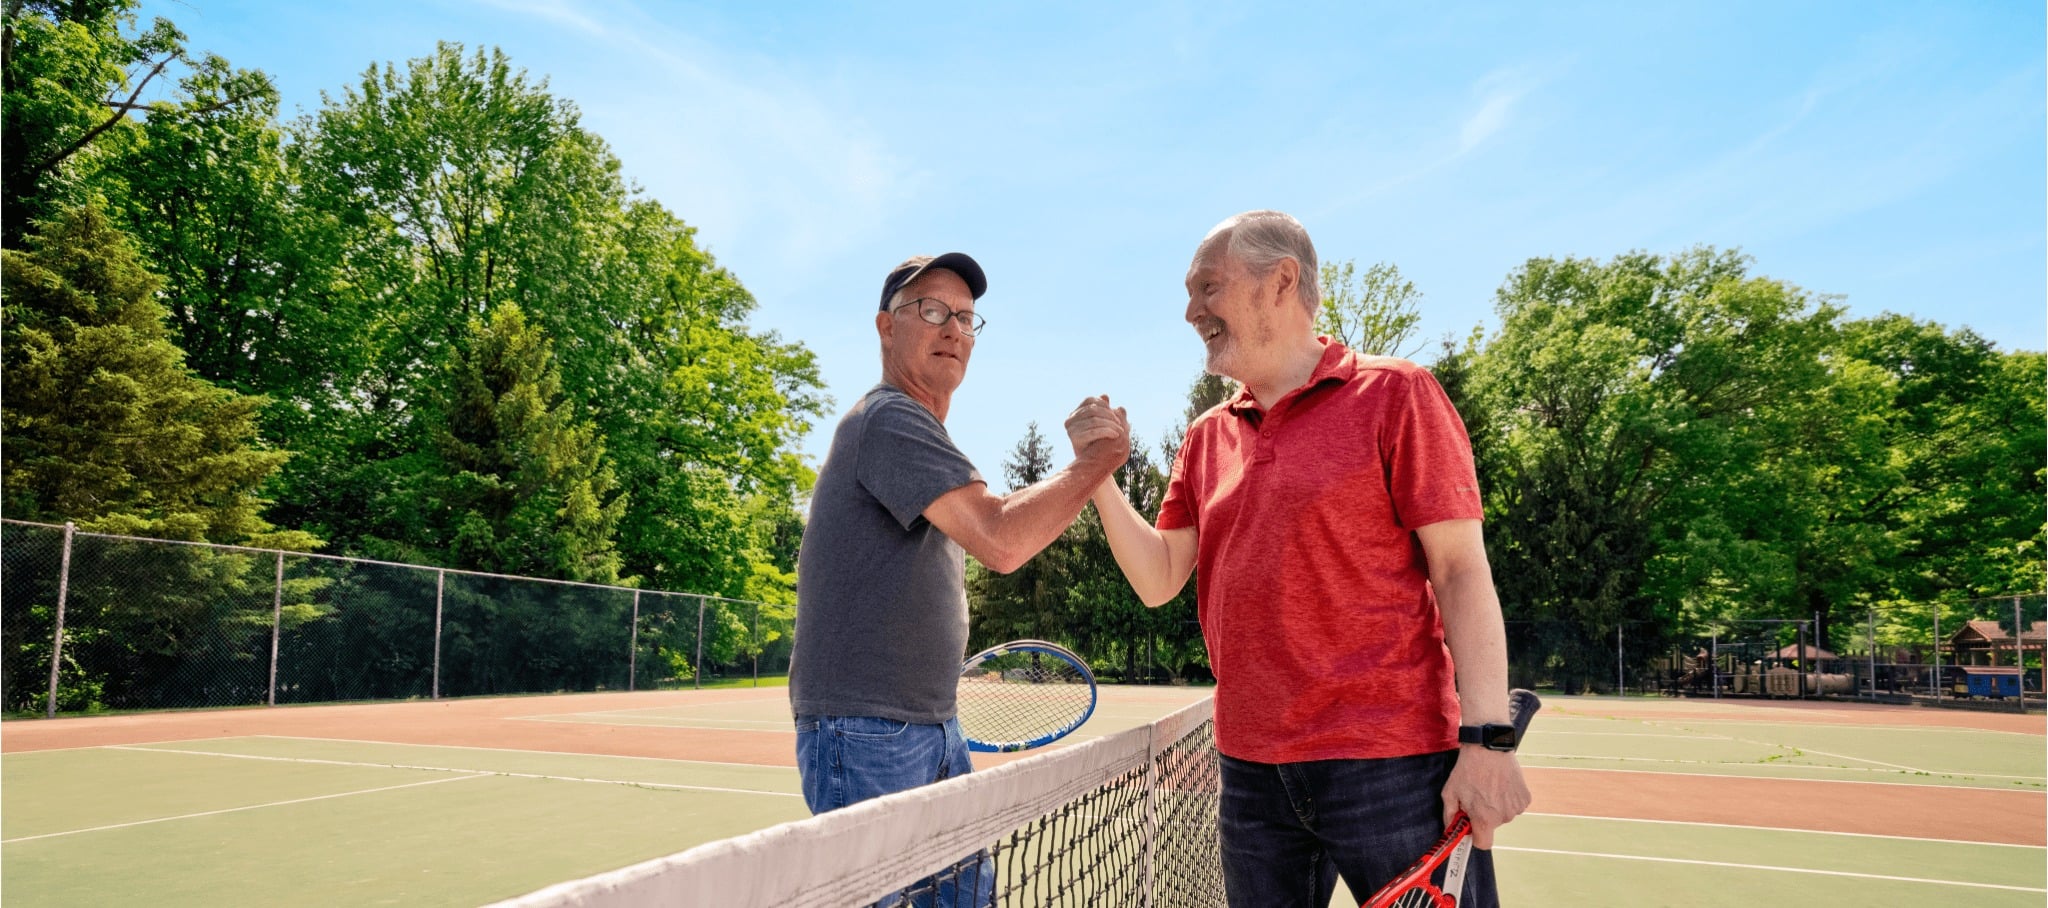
[1, 204, 311, 547]
[1, 0, 274, 247]
[1316, 259, 1424, 358]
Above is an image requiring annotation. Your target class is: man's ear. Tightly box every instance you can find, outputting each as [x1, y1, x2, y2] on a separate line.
[876, 309, 893, 346]
[1268, 256, 1301, 310]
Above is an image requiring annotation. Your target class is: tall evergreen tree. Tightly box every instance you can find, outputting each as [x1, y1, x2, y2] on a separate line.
[0, 203, 311, 547]
[376, 303, 626, 583]
[968, 423, 1063, 646]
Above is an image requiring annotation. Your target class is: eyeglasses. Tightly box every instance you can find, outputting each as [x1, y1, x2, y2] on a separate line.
[892, 297, 987, 336]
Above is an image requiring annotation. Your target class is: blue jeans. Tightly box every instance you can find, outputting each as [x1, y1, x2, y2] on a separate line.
[1218, 749, 1498, 908]
[795, 715, 994, 908]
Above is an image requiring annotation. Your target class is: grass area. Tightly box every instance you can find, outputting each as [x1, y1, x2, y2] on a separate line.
[690, 674, 789, 690]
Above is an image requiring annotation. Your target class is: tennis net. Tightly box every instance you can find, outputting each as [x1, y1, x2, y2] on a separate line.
[490, 697, 1225, 907]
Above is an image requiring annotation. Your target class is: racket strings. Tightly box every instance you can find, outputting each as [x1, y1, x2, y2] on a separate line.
[957, 651, 1093, 745]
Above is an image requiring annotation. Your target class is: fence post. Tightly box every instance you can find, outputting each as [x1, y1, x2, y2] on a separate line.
[2015, 595, 2026, 714]
[1931, 603, 1940, 700]
[44, 522, 76, 718]
[1798, 618, 1809, 699]
[752, 603, 761, 688]
[1710, 632, 1719, 699]
[629, 590, 641, 692]
[1866, 609, 1875, 700]
[433, 569, 446, 700]
[268, 551, 285, 706]
[694, 595, 706, 690]
[1616, 623, 1624, 697]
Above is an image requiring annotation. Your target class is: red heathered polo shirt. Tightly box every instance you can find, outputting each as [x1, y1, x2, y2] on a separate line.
[1158, 339, 1483, 763]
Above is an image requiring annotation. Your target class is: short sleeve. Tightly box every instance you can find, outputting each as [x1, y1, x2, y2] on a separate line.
[855, 394, 983, 530]
[1156, 427, 1198, 531]
[1383, 368, 1484, 530]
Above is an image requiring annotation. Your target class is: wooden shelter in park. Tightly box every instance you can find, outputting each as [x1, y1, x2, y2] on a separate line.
[1947, 620, 2046, 667]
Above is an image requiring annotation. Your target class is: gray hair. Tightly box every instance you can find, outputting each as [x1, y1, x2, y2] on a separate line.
[1206, 210, 1320, 314]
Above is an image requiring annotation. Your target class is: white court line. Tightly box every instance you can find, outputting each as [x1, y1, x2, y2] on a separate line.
[1520, 752, 2046, 782]
[1498, 845, 2046, 893]
[2, 773, 484, 844]
[106, 744, 804, 798]
[516, 715, 794, 729]
[1539, 731, 1741, 739]
[506, 693, 789, 720]
[249, 735, 793, 771]
[1524, 763, 2048, 792]
[1525, 811, 2047, 848]
[1639, 722, 1945, 774]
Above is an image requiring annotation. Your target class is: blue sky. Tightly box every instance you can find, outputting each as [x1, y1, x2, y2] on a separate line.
[140, 0, 2045, 489]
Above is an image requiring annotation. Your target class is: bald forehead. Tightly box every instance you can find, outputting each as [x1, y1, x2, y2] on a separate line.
[1186, 233, 1235, 285]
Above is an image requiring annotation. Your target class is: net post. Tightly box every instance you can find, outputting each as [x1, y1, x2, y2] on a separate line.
[268, 550, 284, 706]
[629, 589, 641, 692]
[433, 569, 446, 700]
[44, 521, 75, 718]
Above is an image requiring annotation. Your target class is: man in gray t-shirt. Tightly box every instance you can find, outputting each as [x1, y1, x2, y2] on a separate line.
[789, 253, 1130, 869]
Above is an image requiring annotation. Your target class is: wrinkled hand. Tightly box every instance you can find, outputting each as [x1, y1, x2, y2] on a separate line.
[1065, 394, 1130, 467]
[1441, 748, 1530, 849]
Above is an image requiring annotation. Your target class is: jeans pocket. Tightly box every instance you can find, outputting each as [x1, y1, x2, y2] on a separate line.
[836, 716, 913, 740]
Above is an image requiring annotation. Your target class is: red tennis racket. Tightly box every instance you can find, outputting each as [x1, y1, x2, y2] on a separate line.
[1359, 689, 1541, 908]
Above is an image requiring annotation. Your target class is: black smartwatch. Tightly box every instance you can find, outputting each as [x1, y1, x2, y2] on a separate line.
[1458, 723, 1520, 752]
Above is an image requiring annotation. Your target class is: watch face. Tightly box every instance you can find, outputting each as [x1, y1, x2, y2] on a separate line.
[1482, 724, 1517, 750]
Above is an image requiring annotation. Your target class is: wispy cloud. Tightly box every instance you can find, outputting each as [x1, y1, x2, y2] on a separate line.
[471, 0, 604, 36]
[1460, 69, 1536, 154]
[473, 0, 919, 281]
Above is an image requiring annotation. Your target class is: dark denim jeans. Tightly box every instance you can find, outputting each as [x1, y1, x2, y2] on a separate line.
[1219, 749, 1498, 908]
[795, 714, 994, 908]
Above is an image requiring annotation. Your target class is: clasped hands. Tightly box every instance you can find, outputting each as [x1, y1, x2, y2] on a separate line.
[1063, 395, 1130, 467]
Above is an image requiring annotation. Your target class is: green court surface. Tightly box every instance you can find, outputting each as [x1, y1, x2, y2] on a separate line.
[2, 689, 2041, 907]
[1522, 712, 2046, 789]
[1499, 816, 2046, 907]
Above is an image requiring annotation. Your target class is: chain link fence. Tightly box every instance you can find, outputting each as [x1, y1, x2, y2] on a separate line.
[0, 520, 794, 717]
[1511, 594, 2045, 712]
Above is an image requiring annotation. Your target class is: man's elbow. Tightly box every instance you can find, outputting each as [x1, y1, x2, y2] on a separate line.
[973, 544, 1031, 575]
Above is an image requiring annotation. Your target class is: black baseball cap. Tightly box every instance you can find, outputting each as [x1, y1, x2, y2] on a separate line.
[879, 252, 987, 311]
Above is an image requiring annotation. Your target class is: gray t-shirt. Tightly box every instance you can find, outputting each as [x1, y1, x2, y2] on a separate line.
[789, 384, 983, 724]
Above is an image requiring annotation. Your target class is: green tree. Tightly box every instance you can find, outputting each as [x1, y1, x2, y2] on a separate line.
[2, 0, 272, 247]
[281, 42, 824, 599]
[1316, 259, 1424, 358]
[1470, 247, 1844, 690]
[1, 203, 312, 547]
[107, 60, 348, 402]
[393, 303, 627, 583]
[968, 423, 1064, 647]
[1839, 317, 2047, 602]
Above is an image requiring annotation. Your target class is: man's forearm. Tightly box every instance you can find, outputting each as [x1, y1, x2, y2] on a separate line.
[973, 451, 1122, 573]
[1436, 564, 1511, 726]
[1092, 478, 1193, 606]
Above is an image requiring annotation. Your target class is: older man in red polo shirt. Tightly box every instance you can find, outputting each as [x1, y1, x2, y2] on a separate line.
[1077, 210, 1530, 907]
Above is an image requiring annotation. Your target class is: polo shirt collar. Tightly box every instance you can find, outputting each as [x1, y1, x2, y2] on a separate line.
[1225, 337, 1359, 417]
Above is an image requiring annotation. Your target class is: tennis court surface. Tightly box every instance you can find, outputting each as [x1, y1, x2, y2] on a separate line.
[4, 689, 2041, 906]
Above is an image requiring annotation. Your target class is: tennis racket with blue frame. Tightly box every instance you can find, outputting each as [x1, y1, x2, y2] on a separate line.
[956, 639, 1098, 753]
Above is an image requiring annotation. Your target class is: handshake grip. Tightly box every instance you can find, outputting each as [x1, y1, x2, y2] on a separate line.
[1064, 394, 1131, 467]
